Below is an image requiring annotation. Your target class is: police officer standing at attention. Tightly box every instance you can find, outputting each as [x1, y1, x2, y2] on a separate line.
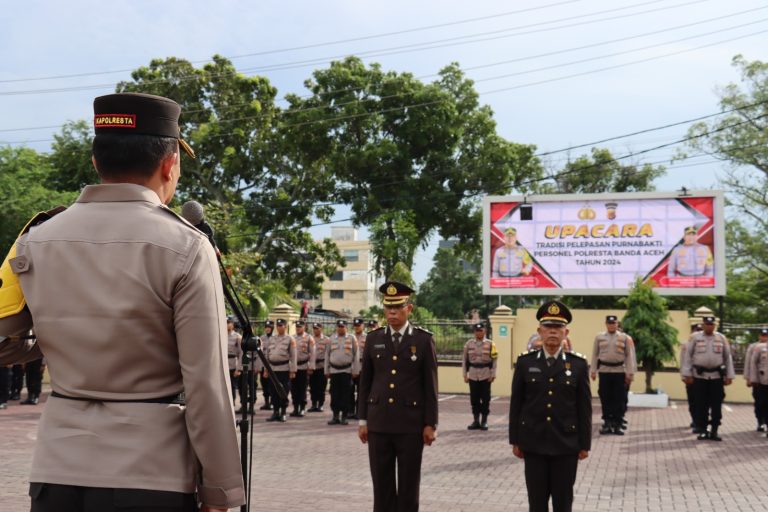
[462, 323, 497, 431]
[0, 92, 244, 510]
[264, 318, 297, 423]
[258, 320, 275, 411]
[358, 281, 438, 512]
[745, 328, 768, 432]
[681, 316, 734, 441]
[308, 322, 330, 412]
[349, 317, 367, 419]
[325, 319, 359, 425]
[290, 320, 314, 417]
[591, 315, 636, 435]
[509, 301, 591, 512]
[226, 317, 243, 408]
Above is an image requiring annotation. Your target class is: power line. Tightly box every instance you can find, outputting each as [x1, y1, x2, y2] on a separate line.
[0, 0, 589, 84]
[0, 0, 712, 97]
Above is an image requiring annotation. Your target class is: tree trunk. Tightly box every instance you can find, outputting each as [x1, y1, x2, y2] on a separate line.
[644, 367, 654, 394]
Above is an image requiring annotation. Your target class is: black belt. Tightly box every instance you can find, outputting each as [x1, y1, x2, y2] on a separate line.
[598, 360, 623, 368]
[694, 365, 724, 376]
[270, 359, 290, 365]
[297, 359, 310, 364]
[330, 362, 351, 370]
[468, 362, 493, 369]
[51, 390, 186, 405]
[228, 354, 238, 358]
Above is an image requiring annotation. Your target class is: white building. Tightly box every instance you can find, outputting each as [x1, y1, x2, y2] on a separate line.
[320, 227, 378, 315]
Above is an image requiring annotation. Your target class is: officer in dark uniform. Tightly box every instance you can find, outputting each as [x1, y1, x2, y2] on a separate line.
[358, 281, 438, 512]
[258, 320, 274, 411]
[349, 317, 366, 419]
[509, 300, 591, 512]
[10, 364, 24, 401]
[20, 357, 45, 405]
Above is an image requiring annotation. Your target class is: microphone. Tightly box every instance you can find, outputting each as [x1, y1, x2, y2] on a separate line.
[181, 200, 219, 254]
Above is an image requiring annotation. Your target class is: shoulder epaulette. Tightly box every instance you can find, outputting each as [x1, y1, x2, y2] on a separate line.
[517, 348, 538, 358]
[160, 205, 208, 236]
[414, 326, 433, 335]
[567, 351, 587, 360]
[370, 326, 385, 332]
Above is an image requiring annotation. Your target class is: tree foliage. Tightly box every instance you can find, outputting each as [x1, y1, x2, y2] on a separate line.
[285, 57, 543, 276]
[619, 278, 679, 393]
[418, 247, 482, 319]
[0, 147, 78, 254]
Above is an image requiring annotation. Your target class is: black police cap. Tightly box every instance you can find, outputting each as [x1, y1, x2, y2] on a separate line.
[264, 320, 274, 328]
[606, 315, 618, 323]
[379, 281, 415, 306]
[93, 92, 195, 158]
[276, 318, 286, 326]
[702, 316, 716, 324]
[295, 320, 306, 327]
[536, 300, 572, 326]
[336, 320, 347, 327]
[312, 322, 323, 329]
[367, 320, 378, 327]
[474, 323, 485, 331]
[760, 328, 768, 336]
[353, 318, 364, 326]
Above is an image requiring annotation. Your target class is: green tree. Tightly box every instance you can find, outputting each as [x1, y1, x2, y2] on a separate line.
[47, 120, 97, 192]
[285, 57, 543, 276]
[677, 55, 768, 329]
[418, 247, 482, 319]
[1, 147, 77, 254]
[543, 147, 666, 194]
[619, 279, 679, 394]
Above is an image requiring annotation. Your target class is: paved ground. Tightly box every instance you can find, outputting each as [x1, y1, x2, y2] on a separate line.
[1, 388, 766, 511]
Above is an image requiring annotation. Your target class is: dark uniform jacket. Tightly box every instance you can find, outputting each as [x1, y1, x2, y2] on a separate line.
[358, 323, 438, 433]
[509, 349, 591, 455]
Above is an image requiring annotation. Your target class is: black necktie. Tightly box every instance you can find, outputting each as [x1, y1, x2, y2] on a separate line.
[393, 332, 401, 348]
[547, 356, 555, 367]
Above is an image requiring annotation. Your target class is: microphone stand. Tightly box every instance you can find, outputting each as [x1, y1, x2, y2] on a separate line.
[217, 257, 287, 512]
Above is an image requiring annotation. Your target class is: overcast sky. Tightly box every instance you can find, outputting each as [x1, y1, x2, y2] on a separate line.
[2, 0, 766, 284]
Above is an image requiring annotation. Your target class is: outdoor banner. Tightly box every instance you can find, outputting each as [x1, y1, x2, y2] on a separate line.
[482, 191, 725, 296]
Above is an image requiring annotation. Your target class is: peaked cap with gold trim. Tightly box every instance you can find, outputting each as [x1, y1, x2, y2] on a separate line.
[536, 300, 572, 326]
[379, 280, 415, 306]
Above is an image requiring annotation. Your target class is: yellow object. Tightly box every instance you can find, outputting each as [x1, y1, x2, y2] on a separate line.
[0, 207, 66, 319]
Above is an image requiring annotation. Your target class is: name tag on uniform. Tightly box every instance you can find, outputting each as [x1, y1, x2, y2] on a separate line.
[374, 344, 385, 349]
[528, 367, 542, 373]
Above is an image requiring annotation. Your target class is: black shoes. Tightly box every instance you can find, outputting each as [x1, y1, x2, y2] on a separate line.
[289, 406, 302, 417]
[467, 421, 481, 430]
[9, 392, 20, 401]
[20, 395, 39, 405]
[259, 402, 273, 411]
[480, 415, 489, 431]
[328, 414, 341, 425]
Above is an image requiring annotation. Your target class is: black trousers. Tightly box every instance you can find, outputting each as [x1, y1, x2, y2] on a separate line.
[523, 452, 579, 512]
[29, 483, 197, 512]
[685, 382, 695, 422]
[309, 367, 327, 404]
[367, 431, 424, 512]
[755, 384, 768, 426]
[692, 377, 725, 429]
[25, 358, 44, 396]
[11, 364, 24, 394]
[0, 366, 9, 403]
[468, 379, 491, 416]
[349, 375, 359, 414]
[329, 372, 351, 414]
[228, 369, 240, 404]
[598, 373, 625, 423]
[291, 369, 308, 407]
[260, 371, 271, 403]
[271, 371, 291, 410]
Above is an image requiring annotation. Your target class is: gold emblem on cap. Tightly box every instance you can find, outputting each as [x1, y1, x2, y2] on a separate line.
[387, 284, 397, 296]
[547, 303, 560, 315]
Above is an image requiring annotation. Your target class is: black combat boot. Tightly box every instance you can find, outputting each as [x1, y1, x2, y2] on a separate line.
[299, 404, 306, 417]
[20, 394, 39, 405]
[708, 427, 722, 441]
[278, 407, 287, 422]
[289, 405, 301, 417]
[307, 401, 319, 412]
[9, 391, 20, 401]
[697, 428, 709, 440]
[259, 398, 272, 411]
[599, 422, 612, 435]
[317, 401, 325, 412]
[266, 409, 280, 422]
[611, 421, 624, 436]
[480, 414, 489, 431]
[327, 413, 340, 425]
[340, 412, 349, 425]
[467, 414, 481, 430]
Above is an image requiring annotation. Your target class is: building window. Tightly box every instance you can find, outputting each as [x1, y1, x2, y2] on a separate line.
[330, 271, 343, 281]
[343, 250, 359, 262]
[330, 290, 344, 299]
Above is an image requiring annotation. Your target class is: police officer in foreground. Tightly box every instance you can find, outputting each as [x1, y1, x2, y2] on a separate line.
[509, 301, 591, 512]
[462, 323, 497, 431]
[325, 319, 359, 425]
[591, 315, 636, 435]
[0, 92, 244, 510]
[358, 281, 438, 512]
[290, 320, 314, 417]
[681, 316, 734, 441]
[308, 322, 330, 412]
[264, 318, 297, 422]
[745, 328, 768, 433]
